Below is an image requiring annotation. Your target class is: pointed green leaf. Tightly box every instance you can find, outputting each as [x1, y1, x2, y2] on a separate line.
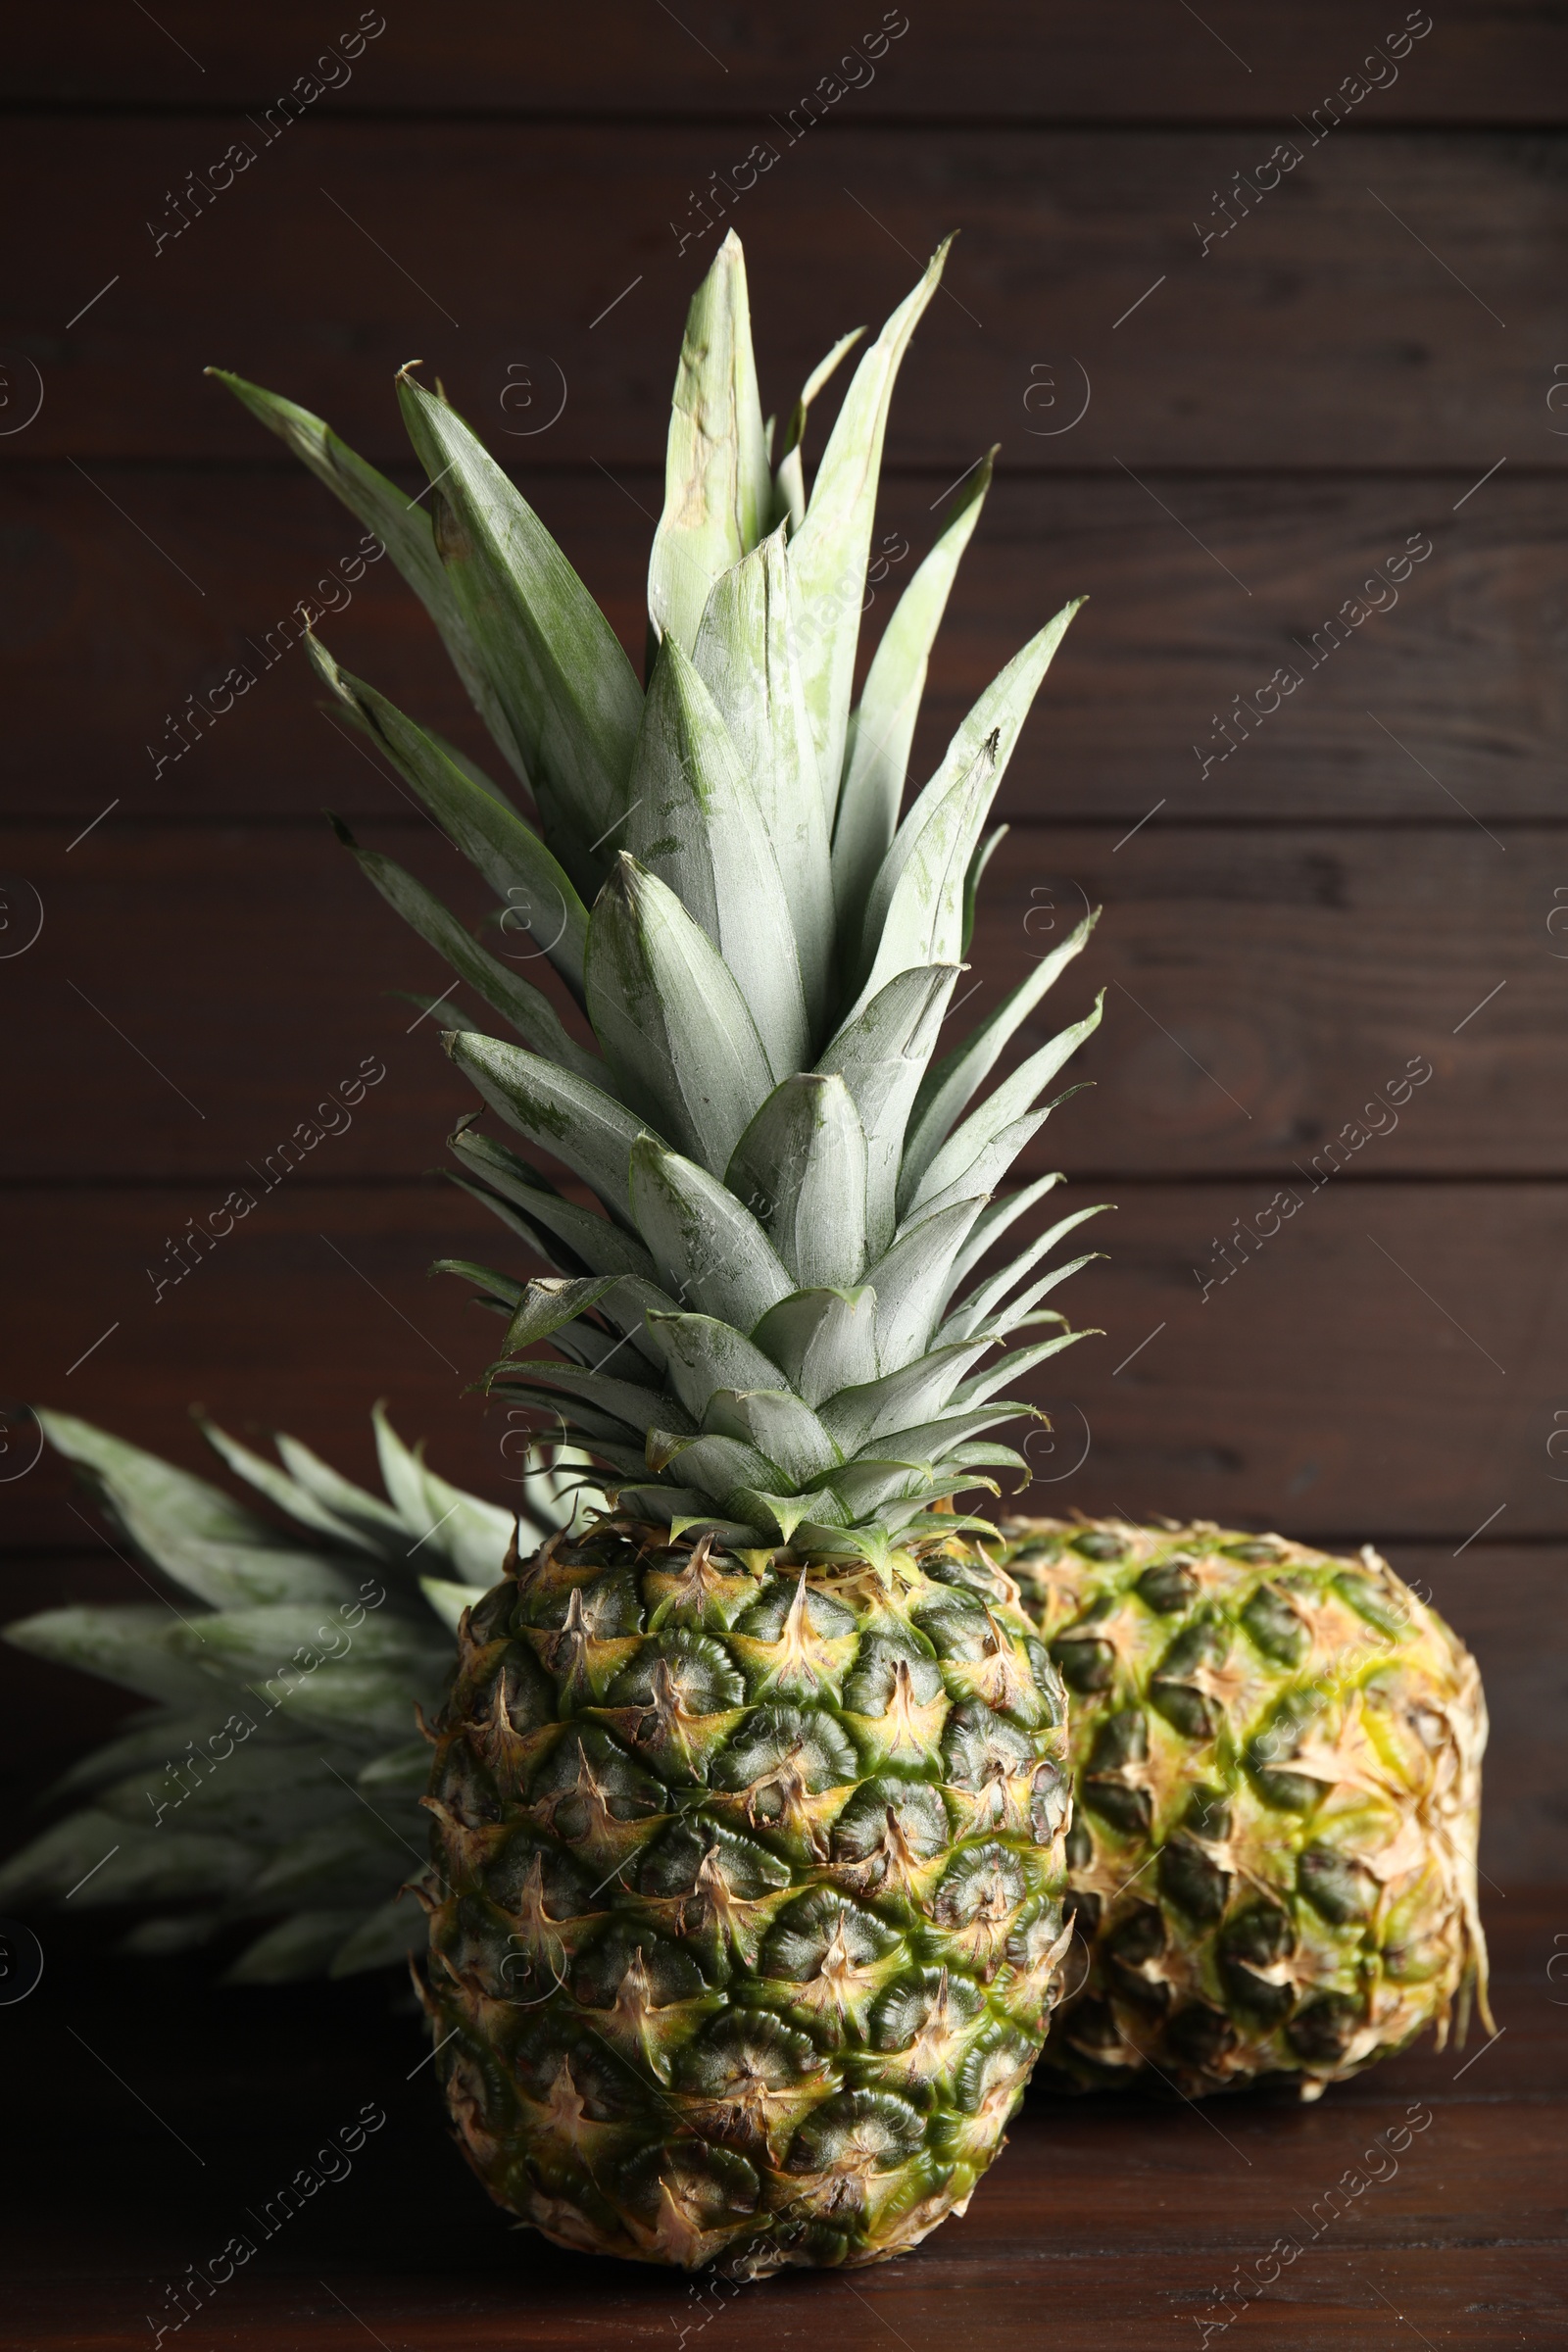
[816, 1342, 991, 1454]
[370, 1402, 516, 1583]
[771, 328, 864, 534]
[210, 369, 532, 784]
[397, 372, 642, 888]
[905, 993, 1102, 1216]
[725, 1073, 867, 1291]
[846, 605, 1082, 1011]
[446, 1031, 654, 1223]
[972, 1251, 1102, 1341]
[645, 1312, 788, 1422]
[949, 1170, 1065, 1288]
[4, 1604, 220, 1710]
[692, 530, 835, 1033]
[702, 1390, 840, 1487]
[336, 822, 599, 1078]
[269, 1433, 410, 1548]
[943, 1201, 1114, 1340]
[649, 231, 771, 655]
[790, 240, 952, 802]
[952, 1327, 1101, 1407]
[621, 637, 808, 1075]
[961, 824, 1006, 959]
[832, 450, 994, 920]
[493, 1358, 689, 1441]
[815, 963, 956, 1256]
[628, 1135, 793, 1333]
[864, 1200, 983, 1372]
[35, 1409, 362, 1612]
[226, 1911, 375, 1984]
[653, 1430, 775, 1509]
[903, 909, 1099, 1199]
[750, 1288, 879, 1408]
[906, 1105, 1055, 1228]
[197, 1416, 382, 1555]
[310, 640, 590, 998]
[504, 1275, 620, 1354]
[586, 856, 774, 1174]
[448, 1125, 658, 1281]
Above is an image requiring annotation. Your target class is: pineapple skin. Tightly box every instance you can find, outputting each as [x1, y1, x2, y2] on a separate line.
[1000, 1517, 1491, 2098]
[417, 1521, 1073, 2276]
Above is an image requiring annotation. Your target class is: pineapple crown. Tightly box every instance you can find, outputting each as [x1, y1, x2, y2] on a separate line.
[211, 231, 1108, 1564]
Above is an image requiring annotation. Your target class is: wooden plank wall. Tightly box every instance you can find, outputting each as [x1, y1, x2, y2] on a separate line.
[0, 3, 1563, 1879]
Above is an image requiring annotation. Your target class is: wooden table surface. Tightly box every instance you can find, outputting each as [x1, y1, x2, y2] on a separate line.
[6, 1889, 1563, 2350]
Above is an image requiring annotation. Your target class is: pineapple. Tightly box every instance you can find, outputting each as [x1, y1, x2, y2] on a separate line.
[195, 231, 1102, 2273]
[1002, 1515, 1491, 2099]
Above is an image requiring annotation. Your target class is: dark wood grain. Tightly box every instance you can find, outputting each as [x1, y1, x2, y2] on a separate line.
[2, 1178, 1564, 1544]
[4, 125, 1553, 467]
[3, 2, 1552, 122]
[1, 1893, 1560, 2350]
[2, 821, 1561, 1180]
[6, 467, 1561, 823]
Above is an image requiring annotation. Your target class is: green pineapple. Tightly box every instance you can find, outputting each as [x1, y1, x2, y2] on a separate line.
[199, 230, 1100, 2272]
[1002, 1515, 1491, 2098]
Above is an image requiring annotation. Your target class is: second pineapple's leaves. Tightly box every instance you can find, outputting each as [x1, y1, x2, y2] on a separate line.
[585, 856, 775, 1174]
[0, 1812, 259, 1909]
[269, 1432, 410, 1548]
[750, 1287, 880, 1407]
[628, 1136, 794, 1333]
[649, 231, 772, 656]
[33, 1409, 360, 1611]
[3, 1605, 221, 1711]
[196, 1416, 382, 1555]
[371, 1403, 516, 1584]
[621, 637, 809, 1076]
[227, 1911, 373, 1984]
[446, 1032, 654, 1223]
[832, 451, 994, 923]
[725, 1073, 868, 1292]
[790, 240, 952, 803]
[398, 373, 643, 887]
[418, 1576, 493, 1636]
